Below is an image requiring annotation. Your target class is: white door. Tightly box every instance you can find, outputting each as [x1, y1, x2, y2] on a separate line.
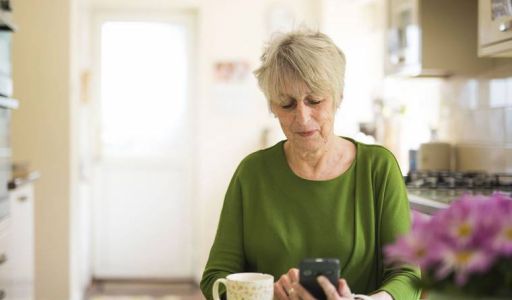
[92, 17, 195, 279]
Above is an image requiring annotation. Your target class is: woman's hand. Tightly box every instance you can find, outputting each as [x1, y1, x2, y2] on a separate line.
[274, 268, 301, 300]
[274, 268, 355, 300]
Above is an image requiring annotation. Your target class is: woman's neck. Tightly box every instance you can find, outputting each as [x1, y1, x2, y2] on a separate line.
[285, 136, 351, 180]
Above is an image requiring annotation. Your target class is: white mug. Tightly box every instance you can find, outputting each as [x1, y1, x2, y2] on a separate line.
[212, 272, 273, 300]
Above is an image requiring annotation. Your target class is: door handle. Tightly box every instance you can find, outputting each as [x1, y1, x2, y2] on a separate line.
[0, 253, 7, 265]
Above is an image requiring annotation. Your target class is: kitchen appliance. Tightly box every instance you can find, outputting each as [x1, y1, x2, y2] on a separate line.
[0, 1, 14, 97]
[0, 98, 16, 220]
[0, 30, 12, 97]
[417, 142, 452, 171]
[386, 0, 494, 76]
[0, 1, 16, 220]
[406, 170, 512, 214]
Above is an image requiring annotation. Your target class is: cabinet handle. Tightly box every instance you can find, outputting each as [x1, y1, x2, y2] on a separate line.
[499, 21, 512, 32]
[17, 195, 28, 202]
[0, 254, 7, 265]
[0, 289, 5, 300]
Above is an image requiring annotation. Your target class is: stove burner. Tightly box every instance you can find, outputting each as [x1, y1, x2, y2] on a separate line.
[405, 171, 512, 191]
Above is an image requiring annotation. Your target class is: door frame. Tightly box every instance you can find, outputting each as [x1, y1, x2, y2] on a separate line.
[89, 8, 199, 279]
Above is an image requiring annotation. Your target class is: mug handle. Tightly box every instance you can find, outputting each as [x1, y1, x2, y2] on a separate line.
[213, 278, 227, 300]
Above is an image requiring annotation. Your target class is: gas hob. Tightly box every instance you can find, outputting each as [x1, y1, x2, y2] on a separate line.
[405, 171, 512, 215]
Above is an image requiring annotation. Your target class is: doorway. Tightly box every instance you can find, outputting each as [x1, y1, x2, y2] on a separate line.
[91, 14, 196, 280]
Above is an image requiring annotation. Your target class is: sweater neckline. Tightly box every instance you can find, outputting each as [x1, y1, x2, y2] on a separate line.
[278, 136, 358, 184]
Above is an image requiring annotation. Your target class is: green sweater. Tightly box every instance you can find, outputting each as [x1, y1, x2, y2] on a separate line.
[200, 138, 421, 300]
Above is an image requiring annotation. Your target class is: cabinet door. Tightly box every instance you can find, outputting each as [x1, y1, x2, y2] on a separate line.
[0, 219, 9, 300]
[7, 185, 34, 300]
[479, 0, 512, 46]
[386, 0, 421, 73]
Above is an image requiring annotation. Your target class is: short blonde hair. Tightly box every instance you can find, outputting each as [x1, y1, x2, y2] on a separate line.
[254, 29, 346, 108]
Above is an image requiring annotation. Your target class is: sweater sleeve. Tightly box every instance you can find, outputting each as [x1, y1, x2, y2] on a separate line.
[200, 166, 246, 300]
[374, 150, 421, 300]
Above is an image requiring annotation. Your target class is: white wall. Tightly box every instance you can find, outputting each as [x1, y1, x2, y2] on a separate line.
[12, 0, 323, 297]
[321, 0, 387, 137]
[85, 0, 321, 284]
[193, 0, 321, 282]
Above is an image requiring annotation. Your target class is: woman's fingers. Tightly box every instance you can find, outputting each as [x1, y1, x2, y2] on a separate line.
[288, 268, 300, 282]
[317, 276, 340, 300]
[337, 278, 352, 297]
[275, 272, 298, 300]
[291, 282, 316, 300]
[274, 281, 289, 300]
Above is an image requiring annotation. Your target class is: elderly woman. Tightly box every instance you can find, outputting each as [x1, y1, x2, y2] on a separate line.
[200, 29, 420, 300]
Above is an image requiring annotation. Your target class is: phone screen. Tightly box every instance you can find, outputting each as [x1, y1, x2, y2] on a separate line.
[299, 258, 340, 300]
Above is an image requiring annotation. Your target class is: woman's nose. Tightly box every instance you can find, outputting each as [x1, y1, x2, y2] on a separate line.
[295, 101, 311, 124]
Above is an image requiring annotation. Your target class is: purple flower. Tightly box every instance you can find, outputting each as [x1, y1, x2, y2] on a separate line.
[489, 193, 512, 255]
[385, 193, 512, 291]
[385, 212, 439, 268]
[435, 247, 493, 285]
[434, 194, 487, 247]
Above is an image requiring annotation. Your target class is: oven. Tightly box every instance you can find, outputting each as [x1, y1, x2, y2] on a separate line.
[0, 30, 12, 97]
[0, 1, 14, 97]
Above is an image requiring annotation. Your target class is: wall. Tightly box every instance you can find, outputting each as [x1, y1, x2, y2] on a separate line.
[11, 0, 74, 299]
[437, 62, 512, 173]
[71, 0, 93, 297]
[321, 0, 386, 137]
[333, 0, 512, 174]
[85, 0, 321, 285]
[193, 0, 321, 282]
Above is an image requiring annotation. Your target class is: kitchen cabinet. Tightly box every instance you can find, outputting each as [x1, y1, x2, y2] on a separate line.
[0, 184, 34, 300]
[479, 0, 512, 57]
[0, 218, 8, 300]
[386, 0, 494, 76]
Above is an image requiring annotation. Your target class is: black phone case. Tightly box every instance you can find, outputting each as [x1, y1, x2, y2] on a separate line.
[299, 258, 340, 300]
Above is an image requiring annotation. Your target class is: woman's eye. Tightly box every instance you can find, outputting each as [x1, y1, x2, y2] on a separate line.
[307, 98, 322, 105]
[280, 101, 295, 109]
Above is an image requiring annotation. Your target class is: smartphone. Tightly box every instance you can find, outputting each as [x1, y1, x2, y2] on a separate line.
[299, 258, 340, 300]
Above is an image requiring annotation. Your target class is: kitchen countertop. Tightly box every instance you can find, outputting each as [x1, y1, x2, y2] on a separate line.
[408, 192, 448, 215]
[408, 187, 512, 215]
[8, 171, 40, 190]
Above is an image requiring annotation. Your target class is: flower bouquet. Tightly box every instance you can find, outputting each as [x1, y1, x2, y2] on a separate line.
[385, 193, 512, 299]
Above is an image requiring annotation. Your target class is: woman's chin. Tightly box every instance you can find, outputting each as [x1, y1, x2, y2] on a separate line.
[290, 136, 323, 152]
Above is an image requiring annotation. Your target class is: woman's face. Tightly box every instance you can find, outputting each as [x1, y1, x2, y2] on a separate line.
[271, 81, 336, 153]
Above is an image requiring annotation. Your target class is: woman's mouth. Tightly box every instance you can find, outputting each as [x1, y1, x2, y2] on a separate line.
[297, 130, 316, 137]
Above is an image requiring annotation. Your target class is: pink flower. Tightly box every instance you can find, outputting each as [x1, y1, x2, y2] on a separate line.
[385, 212, 439, 268]
[384, 192, 512, 291]
[433, 194, 488, 248]
[435, 247, 493, 286]
[489, 193, 512, 255]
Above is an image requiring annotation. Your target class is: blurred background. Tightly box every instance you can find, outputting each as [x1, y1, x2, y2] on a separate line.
[1, 0, 512, 299]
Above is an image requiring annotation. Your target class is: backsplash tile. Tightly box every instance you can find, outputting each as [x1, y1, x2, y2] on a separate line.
[429, 70, 512, 173]
[460, 79, 479, 110]
[489, 78, 508, 108]
[381, 62, 512, 173]
[505, 107, 512, 144]
[505, 147, 512, 173]
[507, 78, 512, 106]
